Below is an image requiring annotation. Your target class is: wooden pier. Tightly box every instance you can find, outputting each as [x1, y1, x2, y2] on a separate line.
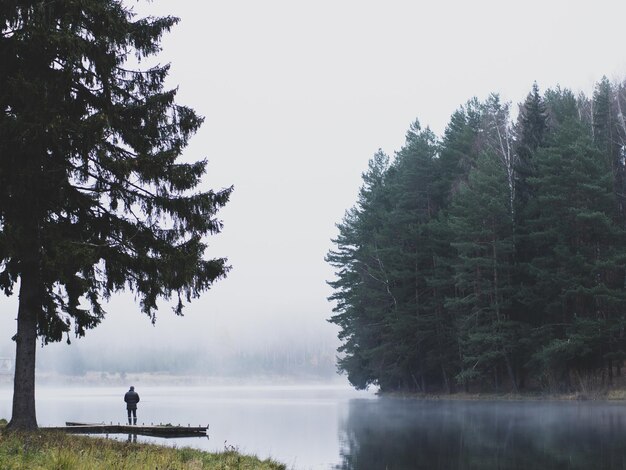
[45, 422, 208, 438]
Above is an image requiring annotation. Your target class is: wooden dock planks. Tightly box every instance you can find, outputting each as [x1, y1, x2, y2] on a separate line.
[44, 422, 208, 438]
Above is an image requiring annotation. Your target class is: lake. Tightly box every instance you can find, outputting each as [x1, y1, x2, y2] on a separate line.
[2, 384, 626, 469]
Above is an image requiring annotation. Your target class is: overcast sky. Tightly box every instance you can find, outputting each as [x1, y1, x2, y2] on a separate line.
[2, 0, 626, 368]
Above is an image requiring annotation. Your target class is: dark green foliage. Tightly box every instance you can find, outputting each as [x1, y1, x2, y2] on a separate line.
[445, 151, 520, 389]
[328, 79, 626, 393]
[383, 122, 456, 392]
[1, 0, 231, 339]
[435, 99, 482, 205]
[592, 77, 626, 219]
[327, 150, 391, 390]
[522, 117, 626, 387]
[514, 82, 547, 208]
[1, 0, 231, 429]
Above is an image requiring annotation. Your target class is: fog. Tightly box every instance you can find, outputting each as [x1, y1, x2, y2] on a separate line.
[0, 292, 339, 381]
[2, 0, 626, 383]
[3, 385, 624, 469]
[335, 398, 626, 469]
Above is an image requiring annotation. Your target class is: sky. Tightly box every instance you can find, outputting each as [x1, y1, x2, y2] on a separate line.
[2, 0, 626, 374]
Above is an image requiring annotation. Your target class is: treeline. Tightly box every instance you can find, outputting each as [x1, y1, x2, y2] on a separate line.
[36, 339, 337, 379]
[327, 78, 626, 394]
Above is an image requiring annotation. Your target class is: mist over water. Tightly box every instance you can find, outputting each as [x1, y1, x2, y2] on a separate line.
[0, 384, 372, 469]
[337, 398, 626, 470]
[3, 383, 626, 469]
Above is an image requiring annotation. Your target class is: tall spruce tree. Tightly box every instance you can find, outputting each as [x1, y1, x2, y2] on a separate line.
[511, 85, 548, 379]
[0, 1, 232, 429]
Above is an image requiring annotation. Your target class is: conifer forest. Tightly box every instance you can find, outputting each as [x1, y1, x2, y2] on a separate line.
[327, 79, 626, 394]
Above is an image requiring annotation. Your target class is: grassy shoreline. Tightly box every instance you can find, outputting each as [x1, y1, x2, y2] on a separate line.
[0, 422, 285, 469]
[379, 388, 626, 402]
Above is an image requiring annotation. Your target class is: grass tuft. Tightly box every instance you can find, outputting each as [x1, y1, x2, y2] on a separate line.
[0, 428, 286, 469]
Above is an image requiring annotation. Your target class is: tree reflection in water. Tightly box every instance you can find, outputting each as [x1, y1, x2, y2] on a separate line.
[336, 398, 626, 470]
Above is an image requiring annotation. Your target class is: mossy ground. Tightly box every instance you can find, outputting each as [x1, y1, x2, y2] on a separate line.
[0, 424, 285, 470]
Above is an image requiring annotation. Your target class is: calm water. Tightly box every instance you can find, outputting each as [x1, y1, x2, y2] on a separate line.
[2, 384, 626, 469]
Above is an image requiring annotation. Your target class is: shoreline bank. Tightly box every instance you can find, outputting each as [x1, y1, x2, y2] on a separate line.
[379, 389, 626, 402]
[0, 425, 285, 470]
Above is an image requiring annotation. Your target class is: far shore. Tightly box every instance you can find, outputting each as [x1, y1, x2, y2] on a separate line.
[0, 371, 350, 388]
[5, 371, 626, 403]
[5, 372, 626, 402]
[380, 389, 626, 402]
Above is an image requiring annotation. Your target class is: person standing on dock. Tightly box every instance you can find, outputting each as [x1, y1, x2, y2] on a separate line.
[124, 386, 140, 425]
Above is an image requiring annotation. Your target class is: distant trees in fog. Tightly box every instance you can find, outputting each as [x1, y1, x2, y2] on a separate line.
[37, 338, 337, 380]
[327, 79, 626, 394]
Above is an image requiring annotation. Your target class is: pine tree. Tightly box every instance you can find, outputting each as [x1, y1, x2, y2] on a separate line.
[614, 82, 626, 219]
[382, 121, 451, 391]
[480, 94, 516, 219]
[434, 99, 483, 205]
[592, 77, 617, 159]
[510, 85, 549, 383]
[592, 77, 626, 219]
[0, 1, 232, 429]
[445, 151, 519, 390]
[328, 122, 452, 392]
[327, 151, 392, 390]
[543, 87, 579, 130]
[514, 83, 547, 208]
[524, 116, 626, 387]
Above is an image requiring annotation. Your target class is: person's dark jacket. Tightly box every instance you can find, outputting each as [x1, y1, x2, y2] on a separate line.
[124, 389, 140, 410]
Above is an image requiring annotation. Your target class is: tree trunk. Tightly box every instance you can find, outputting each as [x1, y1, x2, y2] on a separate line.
[504, 354, 518, 393]
[7, 269, 39, 430]
[494, 366, 499, 392]
[441, 364, 450, 394]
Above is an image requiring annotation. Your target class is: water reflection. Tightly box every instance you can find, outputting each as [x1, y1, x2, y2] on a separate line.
[337, 398, 626, 470]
